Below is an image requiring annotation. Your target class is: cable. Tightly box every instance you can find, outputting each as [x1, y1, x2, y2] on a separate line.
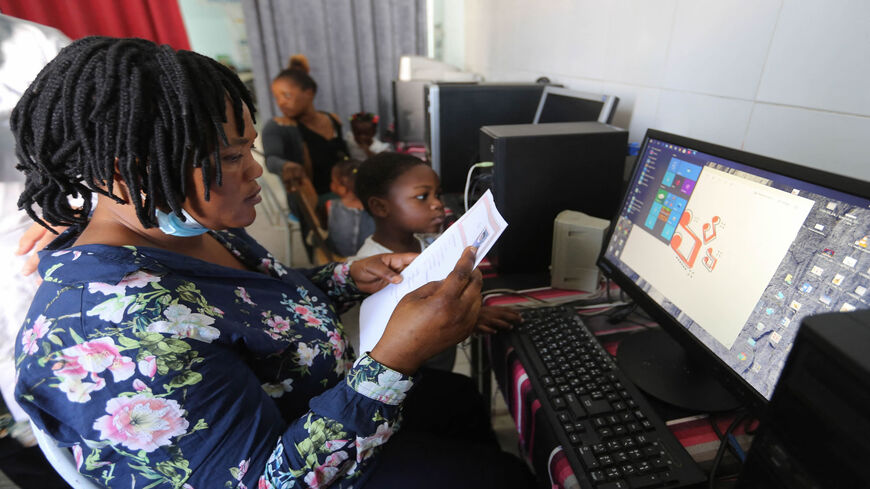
[708, 412, 748, 489]
[482, 288, 549, 304]
[464, 161, 494, 212]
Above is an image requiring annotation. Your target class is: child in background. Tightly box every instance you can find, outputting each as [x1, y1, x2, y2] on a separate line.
[325, 159, 375, 257]
[350, 152, 520, 371]
[345, 112, 391, 161]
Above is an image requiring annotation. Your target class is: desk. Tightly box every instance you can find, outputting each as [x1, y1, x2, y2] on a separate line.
[482, 288, 752, 489]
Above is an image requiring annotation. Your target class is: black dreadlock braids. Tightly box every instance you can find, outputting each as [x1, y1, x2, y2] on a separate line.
[11, 36, 255, 231]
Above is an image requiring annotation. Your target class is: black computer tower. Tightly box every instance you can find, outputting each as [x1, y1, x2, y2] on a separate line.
[480, 122, 627, 274]
[737, 310, 870, 489]
[425, 82, 546, 193]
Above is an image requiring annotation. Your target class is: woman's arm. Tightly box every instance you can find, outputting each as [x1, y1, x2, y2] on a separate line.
[262, 118, 304, 176]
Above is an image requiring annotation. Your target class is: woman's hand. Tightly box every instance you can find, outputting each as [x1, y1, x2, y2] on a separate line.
[281, 161, 307, 192]
[370, 247, 482, 375]
[349, 253, 417, 294]
[17, 222, 66, 279]
[474, 306, 521, 335]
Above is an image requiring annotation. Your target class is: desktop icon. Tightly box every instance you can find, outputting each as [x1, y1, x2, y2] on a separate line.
[826, 202, 837, 211]
[856, 285, 867, 297]
[810, 266, 824, 277]
[770, 331, 782, 345]
[822, 248, 835, 257]
[832, 273, 845, 286]
[784, 273, 794, 285]
[799, 283, 812, 294]
[756, 322, 765, 331]
[737, 352, 747, 361]
[840, 303, 856, 312]
[843, 256, 857, 268]
[746, 337, 757, 348]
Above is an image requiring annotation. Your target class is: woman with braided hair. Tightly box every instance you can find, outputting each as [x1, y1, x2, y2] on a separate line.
[11, 37, 533, 488]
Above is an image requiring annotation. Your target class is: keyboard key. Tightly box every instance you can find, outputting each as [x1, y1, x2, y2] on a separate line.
[552, 396, 566, 410]
[590, 470, 606, 484]
[580, 396, 612, 415]
[577, 446, 599, 469]
[598, 455, 614, 467]
[605, 467, 621, 479]
[597, 481, 629, 489]
[592, 443, 607, 455]
[627, 472, 663, 488]
[564, 393, 587, 419]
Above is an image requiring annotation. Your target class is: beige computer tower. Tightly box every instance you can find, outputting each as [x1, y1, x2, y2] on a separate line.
[550, 210, 610, 292]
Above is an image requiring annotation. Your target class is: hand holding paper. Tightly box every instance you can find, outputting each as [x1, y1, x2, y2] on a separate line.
[369, 247, 483, 374]
[360, 189, 508, 356]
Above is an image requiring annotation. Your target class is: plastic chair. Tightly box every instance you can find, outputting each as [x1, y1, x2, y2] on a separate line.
[30, 421, 102, 489]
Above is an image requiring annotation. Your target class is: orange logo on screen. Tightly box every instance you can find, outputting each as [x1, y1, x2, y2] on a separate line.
[670, 211, 721, 271]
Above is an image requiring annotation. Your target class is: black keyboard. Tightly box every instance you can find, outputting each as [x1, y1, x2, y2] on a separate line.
[512, 304, 706, 489]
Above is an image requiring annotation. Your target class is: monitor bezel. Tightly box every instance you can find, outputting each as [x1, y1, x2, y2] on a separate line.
[533, 86, 619, 124]
[596, 128, 870, 413]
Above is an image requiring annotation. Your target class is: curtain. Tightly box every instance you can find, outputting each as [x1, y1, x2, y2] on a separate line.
[241, 0, 427, 135]
[0, 0, 190, 49]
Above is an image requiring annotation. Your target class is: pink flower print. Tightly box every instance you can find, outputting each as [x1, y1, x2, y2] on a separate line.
[138, 355, 157, 377]
[257, 477, 273, 489]
[294, 305, 311, 316]
[21, 328, 39, 355]
[21, 316, 50, 355]
[72, 444, 83, 471]
[355, 423, 394, 462]
[328, 331, 345, 359]
[266, 315, 290, 336]
[259, 258, 273, 272]
[92, 394, 189, 452]
[133, 379, 148, 392]
[304, 315, 323, 327]
[72, 251, 81, 260]
[332, 263, 350, 286]
[63, 337, 135, 383]
[304, 450, 349, 489]
[235, 287, 256, 306]
[237, 458, 250, 480]
[88, 270, 160, 296]
[31, 315, 51, 339]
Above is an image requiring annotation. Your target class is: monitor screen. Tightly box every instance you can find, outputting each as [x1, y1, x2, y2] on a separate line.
[599, 130, 870, 404]
[533, 86, 619, 124]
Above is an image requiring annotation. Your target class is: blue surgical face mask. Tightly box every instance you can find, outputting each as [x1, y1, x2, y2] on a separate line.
[155, 208, 210, 237]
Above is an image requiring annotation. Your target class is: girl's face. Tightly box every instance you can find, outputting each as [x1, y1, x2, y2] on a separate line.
[271, 78, 313, 118]
[381, 165, 445, 234]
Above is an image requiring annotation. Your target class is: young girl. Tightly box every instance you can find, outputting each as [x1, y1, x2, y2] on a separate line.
[325, 159, 375, 257]
[352, 152, 521, 370]
[345, 112, 391, 161]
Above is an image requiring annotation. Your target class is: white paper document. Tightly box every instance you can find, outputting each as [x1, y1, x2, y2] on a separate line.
[358, 189, 508, 353]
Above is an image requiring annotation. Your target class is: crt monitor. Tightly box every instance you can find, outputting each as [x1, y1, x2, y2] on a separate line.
[533, 86, 619, 125]
[597, 129, 870, 412]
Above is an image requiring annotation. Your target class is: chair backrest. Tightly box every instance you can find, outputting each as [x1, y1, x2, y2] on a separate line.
[30, 421, 102, 489]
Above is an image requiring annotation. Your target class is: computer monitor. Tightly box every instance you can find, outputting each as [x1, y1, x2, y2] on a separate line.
[533, 86, 619, 125]
[597, 129, 870, 412]
[425, 82, 545, 193]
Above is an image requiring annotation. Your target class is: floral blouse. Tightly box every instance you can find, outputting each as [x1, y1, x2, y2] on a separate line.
[15, 227, 415, 488]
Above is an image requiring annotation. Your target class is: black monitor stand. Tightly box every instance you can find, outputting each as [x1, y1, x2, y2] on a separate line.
[616, 328, 741, 413]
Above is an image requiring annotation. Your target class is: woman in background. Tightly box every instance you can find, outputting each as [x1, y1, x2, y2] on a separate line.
[263, 54, 349, 199]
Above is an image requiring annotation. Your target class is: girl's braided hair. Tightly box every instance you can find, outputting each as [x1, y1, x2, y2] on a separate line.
[11, 36, 255, 230]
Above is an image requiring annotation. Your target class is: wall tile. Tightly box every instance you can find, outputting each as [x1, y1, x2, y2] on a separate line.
[744, 104, 870, 181]
[663, 0, 781, 99]
[756, 0, 870, 116]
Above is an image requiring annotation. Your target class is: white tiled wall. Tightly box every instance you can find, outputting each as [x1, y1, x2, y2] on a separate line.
[463, 0, 870, 182]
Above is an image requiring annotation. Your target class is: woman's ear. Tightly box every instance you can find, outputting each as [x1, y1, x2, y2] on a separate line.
[368, 196, 389, 218]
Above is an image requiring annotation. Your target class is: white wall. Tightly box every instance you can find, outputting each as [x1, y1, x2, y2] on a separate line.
[464, 0, 870, 182]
